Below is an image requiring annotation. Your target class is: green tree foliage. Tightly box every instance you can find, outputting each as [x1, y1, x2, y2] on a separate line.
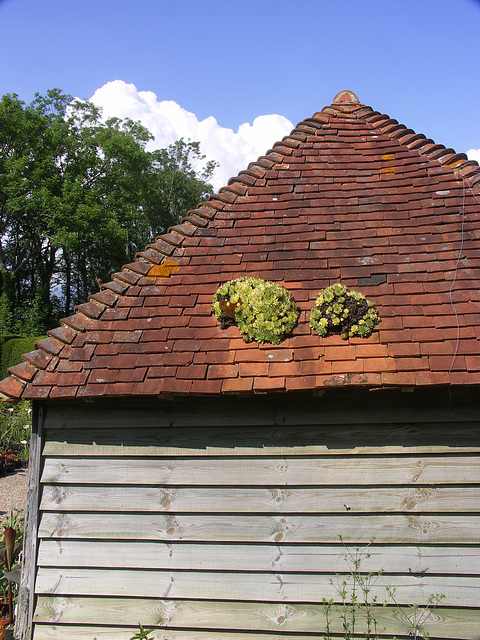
[0, 90, 217, 332]
[146, 139, 218, 233]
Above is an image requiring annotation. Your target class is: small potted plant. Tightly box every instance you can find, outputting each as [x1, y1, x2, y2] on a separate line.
[3, 453, 16, 475]
[4, 451, 15, 473]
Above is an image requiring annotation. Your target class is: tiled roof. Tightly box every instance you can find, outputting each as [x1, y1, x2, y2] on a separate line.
[1, 90, 480, 401]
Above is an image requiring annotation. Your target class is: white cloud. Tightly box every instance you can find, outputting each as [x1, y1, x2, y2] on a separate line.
[89, 80, 294, 190]
[467, 148, 480, 166]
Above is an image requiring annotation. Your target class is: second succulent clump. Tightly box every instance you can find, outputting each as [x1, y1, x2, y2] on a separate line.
[310, 283, 380, 340]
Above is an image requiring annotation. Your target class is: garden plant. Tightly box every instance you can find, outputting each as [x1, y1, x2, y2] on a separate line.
[322, 535, 445, 639]
[0, 403, 31, 475]
[0, 509, 24, 629]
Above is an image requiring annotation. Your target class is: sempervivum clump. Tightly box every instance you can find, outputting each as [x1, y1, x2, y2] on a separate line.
[212, 277, 299, 345]
[310, 283, 380, 340]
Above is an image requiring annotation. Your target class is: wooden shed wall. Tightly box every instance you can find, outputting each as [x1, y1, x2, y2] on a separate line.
[23, 390, 480, 640]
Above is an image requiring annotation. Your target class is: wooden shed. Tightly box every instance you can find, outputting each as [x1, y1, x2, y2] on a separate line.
[2, 90, 480, 640]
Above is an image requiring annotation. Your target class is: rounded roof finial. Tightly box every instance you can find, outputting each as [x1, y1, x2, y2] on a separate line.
[333, 90, 360, 104]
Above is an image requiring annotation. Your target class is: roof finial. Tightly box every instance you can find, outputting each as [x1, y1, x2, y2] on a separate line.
[333, 90, 360, 104]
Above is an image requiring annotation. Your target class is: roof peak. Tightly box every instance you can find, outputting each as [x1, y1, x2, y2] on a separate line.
[333, 89, 360, 104]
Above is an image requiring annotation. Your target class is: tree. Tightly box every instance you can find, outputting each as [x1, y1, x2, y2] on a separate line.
[0, 90, 217, 332]
[144, 139, 217, 235]
[0, 89, 69, 331]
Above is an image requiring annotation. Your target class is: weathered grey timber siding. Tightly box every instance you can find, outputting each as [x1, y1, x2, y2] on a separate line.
[24, 390, 480, 639]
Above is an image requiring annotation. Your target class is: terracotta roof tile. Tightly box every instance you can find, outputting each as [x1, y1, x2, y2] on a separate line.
[33, 336, 64, 357]
[21, 350, 52, 371]
[49, 385, 78, 399]
[7, 361, 38, 383]
[1, 90, 480, 401]
[74, 300, 105, 319]
[0, 374, 26, 400]
[61, 313, 93, 332]
[21, 385, 52, 399]
[222, 377, 254, 393]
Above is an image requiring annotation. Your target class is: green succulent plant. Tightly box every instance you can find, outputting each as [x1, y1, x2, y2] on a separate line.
[212, 277, 299, 345]
[310, 283, 380, 340]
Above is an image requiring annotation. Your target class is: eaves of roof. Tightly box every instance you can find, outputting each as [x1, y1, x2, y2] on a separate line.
[1, 91, 480, 401]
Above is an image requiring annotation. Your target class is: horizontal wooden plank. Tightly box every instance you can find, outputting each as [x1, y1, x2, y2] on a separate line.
[34, 567, 480, 607]
[42, 422, 480, 457]
[39, 483, 480, 513]
[33, 627, 328, 640]
[40, 455, 480, 486]
[38, 512, 480, 544]
[33, 597, 480, 639]
[37, 539, 480, 575]
[43, 393, 480, 431]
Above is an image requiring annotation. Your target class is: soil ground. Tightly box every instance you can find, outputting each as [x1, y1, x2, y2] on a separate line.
[0, 468, 28, 519]
[1, 469, 27, 639]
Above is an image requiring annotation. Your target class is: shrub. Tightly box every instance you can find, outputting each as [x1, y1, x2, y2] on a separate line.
[0, 335, 46, 381]
[0, 403, 31, 462]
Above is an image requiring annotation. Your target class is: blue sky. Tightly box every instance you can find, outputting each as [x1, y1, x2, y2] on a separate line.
[1, 0, 479, 188]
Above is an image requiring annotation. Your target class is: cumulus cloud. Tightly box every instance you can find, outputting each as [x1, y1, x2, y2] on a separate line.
[89, 80, 294, 190]
[467, 148, 480, 166]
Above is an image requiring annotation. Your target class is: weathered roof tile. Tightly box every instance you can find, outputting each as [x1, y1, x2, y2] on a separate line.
[21, 385, 52, 399]
[0, 374, 26, 400]
[74, 300, 105, 319]
[22, 350, 52, 370]
[7, 361, 38, 382]
[34, 336, 64, 357]
[62, 313, 93, 332]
